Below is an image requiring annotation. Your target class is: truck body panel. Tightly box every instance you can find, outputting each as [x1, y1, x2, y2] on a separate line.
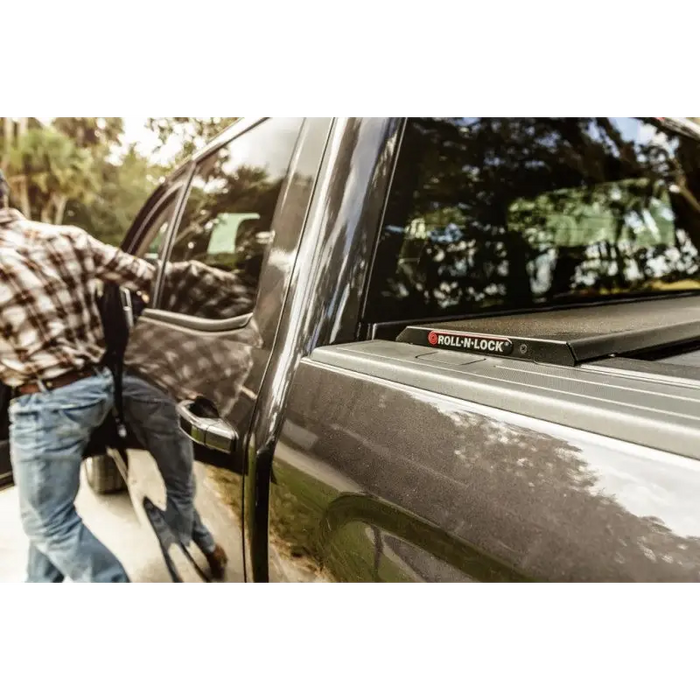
[272, 349, 700, 581]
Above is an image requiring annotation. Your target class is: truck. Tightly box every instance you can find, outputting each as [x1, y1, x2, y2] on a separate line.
[5, 116, 700, 582]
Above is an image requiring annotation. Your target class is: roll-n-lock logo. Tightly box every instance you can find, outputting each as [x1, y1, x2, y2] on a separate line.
[427, 330, 514, 356]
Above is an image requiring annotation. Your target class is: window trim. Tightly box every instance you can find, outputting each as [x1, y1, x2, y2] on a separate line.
[138, 308, 253, 333]
[359, 117, 408, 328]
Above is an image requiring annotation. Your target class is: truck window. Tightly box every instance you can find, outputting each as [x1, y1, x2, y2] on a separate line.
[134, 183, 184, 263]
[159, 118, 304, 321]
[367, 118, 700, 324]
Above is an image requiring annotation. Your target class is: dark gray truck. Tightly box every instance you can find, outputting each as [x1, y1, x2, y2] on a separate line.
[5, 117, 700, 582]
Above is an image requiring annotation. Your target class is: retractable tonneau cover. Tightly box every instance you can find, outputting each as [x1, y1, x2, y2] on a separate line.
[397, 296, 700, 366]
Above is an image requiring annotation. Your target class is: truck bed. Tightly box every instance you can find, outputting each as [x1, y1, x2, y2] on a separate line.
[311, 338, 700, 462]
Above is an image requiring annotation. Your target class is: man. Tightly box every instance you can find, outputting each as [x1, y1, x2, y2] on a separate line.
[0, 169, 154, 582]
[19, 366, 229, 582]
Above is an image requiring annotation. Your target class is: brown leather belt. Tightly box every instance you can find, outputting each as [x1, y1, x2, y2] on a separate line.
[16, 366, 100, 396]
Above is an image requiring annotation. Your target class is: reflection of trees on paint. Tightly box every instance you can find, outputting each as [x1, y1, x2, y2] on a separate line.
[271, 372, 700, 582]
[374, 118, 700, 320]
[430, 402, 700, 581]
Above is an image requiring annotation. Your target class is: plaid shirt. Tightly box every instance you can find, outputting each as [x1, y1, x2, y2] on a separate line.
[0, 208, 154, 387]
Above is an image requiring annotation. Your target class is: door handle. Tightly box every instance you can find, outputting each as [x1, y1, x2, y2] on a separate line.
[177, 400, 238, 454]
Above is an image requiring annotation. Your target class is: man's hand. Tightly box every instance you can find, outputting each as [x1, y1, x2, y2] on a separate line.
[132, 291, 149, 320]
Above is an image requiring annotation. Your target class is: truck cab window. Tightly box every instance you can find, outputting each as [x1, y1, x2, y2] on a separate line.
[367, 118, 700, 324]
[159, 118, 304, 321]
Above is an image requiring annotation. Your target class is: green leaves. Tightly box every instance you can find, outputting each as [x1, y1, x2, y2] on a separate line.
[0, 116, 233, 240]
[145, 117, 238, 164]
[6, 124, 98, 222]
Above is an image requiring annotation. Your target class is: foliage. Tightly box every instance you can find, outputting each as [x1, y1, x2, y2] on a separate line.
[8, 127, 98, 223]
[0, 117, 240, 243]
[64, 146, 167, 247]
[146, 117, 239, 164]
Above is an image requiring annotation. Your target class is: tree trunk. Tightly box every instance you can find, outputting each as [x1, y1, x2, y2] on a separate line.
[2, 118, 13, 171]
[40, 201, 52, 223]
[18, 176, 31, 219]
[17, 117, 28, 139]
[1, 119, 30, 214]
[13, 119, 31, 217]
[54, 194, 68, 225]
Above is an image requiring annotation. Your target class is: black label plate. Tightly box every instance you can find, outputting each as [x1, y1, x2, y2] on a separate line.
[401, 327, 515, 357]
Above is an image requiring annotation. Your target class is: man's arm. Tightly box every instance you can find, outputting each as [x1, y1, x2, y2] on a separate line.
[69, 226, 155, 297]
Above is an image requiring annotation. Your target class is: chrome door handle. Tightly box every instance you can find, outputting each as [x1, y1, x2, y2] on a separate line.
[177, 401, 238, 454]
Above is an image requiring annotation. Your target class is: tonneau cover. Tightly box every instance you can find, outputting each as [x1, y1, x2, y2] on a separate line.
[397, 296, 700, 366]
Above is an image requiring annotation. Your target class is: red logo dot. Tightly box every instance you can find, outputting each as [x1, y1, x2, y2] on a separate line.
[428, 331, 439, 346]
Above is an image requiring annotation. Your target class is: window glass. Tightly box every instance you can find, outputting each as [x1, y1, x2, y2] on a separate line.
[160, 118, 304, 320]
[368, 118, 700, 323]
[135, 185, 183, 263]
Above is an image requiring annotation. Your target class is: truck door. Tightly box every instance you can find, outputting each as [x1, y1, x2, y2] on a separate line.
[122, 118, 331, 581]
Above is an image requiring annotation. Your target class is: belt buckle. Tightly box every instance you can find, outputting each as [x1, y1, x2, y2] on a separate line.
[43, 369, 74, 392]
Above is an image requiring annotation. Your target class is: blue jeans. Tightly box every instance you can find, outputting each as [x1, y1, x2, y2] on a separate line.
[122, 374, 216, 554]
[10, 369, 129, 583]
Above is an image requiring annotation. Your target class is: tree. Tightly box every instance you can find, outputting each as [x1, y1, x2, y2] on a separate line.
[6, 125, 98, 223]
[146, 117, 238, 164]
[0, 117, 165, 242]
[53, 117, 124, 151]
[0, 117, 243, 243]
[64, 145, 167, 246]
[0, 118, 117, 224]
[2, 118, 13, 171]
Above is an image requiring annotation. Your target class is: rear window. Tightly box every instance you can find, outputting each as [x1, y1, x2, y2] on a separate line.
[366, 118, 700, 324]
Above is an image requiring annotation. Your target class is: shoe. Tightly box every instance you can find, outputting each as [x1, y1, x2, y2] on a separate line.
[205, 544, 228, 581]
